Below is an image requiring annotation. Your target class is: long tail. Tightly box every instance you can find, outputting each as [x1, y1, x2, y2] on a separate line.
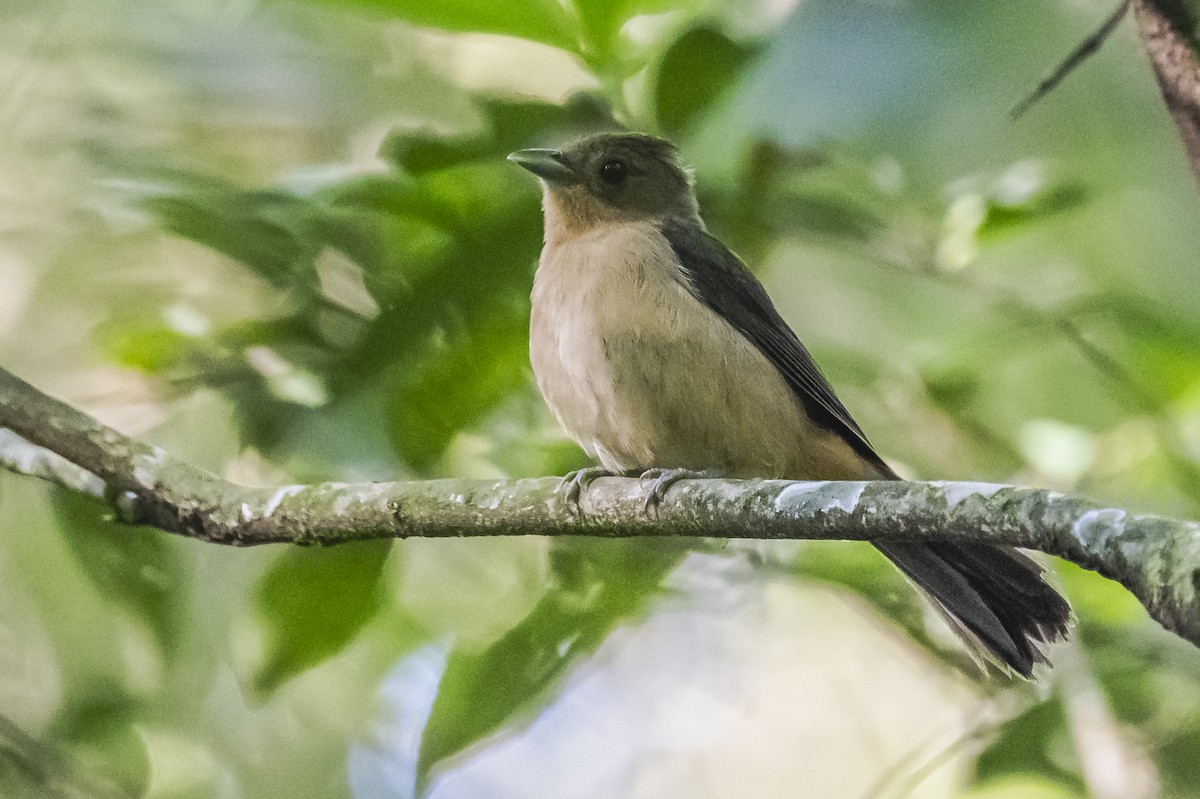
[875, 540, 1071, 677]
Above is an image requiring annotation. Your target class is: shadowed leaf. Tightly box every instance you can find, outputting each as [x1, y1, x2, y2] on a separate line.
[249, 539, 392, 697]
[654, 25, 760, 135]
[51, 493, 185, 656]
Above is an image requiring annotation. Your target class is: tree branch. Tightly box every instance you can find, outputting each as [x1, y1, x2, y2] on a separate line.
[1011, 0, 1131, 120]
[2, 366, 1200, 648]
[1133, 0, 1200, 188]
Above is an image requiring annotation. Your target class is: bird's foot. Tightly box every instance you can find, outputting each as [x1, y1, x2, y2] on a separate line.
[557, 467, 618, 513]
[637, 468, 720, 515]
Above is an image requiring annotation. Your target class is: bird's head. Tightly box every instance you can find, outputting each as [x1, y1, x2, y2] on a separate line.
[509, 132, 698, 238]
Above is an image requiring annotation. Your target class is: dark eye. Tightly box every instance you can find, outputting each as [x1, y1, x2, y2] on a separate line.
[599, 159, 627, 185]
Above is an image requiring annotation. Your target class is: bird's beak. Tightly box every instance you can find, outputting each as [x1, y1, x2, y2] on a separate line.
[507, 149, 576, 183]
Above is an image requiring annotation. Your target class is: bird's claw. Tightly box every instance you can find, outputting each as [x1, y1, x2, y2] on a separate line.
[637, 468, 714, 515]
[557, 467, 616, 513]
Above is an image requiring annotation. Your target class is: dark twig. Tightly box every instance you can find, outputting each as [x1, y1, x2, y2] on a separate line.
[1011, 0, 1132, 119]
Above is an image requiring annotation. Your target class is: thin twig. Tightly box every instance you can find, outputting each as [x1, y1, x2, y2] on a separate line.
[1011, 0, 1132, 119]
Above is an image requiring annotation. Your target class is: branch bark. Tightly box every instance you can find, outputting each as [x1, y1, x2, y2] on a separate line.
[1134, 0, 1200, 187]
[2, 366, 1200, 648]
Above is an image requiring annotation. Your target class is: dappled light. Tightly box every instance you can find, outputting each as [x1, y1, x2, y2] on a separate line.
[0, 1, 1199, 798]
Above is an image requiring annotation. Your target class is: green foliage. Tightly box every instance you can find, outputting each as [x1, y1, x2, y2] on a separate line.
[324, 0, 576, 50]
[145, 185, 321, 289]
[416, 539, 688, 786]
[654, 25, 760, 136]
[50, 695, 149, 799]
[247, 540, 392, 698]
[4, 0, 1200, 796]
[51, 493, 185, 656]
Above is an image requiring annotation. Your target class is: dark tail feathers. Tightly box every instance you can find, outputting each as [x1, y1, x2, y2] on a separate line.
[875, 541, 1071, 678]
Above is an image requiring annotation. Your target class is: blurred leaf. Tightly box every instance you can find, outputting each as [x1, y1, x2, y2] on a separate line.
[975, 698, 1081, 790]
[654, 25, 760, 135]
[101, 326, 195, 375]
[572, 0, 680, 60]
[248, 539, 392, 698]
[51, 493, 185, 656]
[0, 713, 131, 799]
[772, 190, 887, 241]
[145, 185, 320, 288]
[397, 538, 550, 651]
[387, 305, 530, 470]
[304, 0, 577, 51]
[51, 694, 149, 799]
[381, 94, 616, 175]
[977, 183, 1088, 239]
[1158, 726, 1200, 799]
[963, 774, 1081, 799]
[137, 727, 224, 799]
[923, 366, 982, 413]
[415, 539, 689, 788]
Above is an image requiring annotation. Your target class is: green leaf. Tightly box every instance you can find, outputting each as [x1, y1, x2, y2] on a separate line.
[144, 182, 320, 288]
[304, 0, 577, 51]
[971, 160, 1088, 240]
[571, 0, 681, 60]
[415, 539, 689, 788]
[51, 492, 185, 656]
[101, 326, 194, 375]
[974, 697, 1081, 790]
[0, 714, 130, 799]
[654, 25, 760, 136]
[387, 305, 531, 471]
[51, 695, 150, 799]
[771, 190, 887, 241]
[247, 539, 392, 698]
[380, 94, 615, 176]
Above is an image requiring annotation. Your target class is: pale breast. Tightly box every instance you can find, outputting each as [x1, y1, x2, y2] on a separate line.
[530, 221, 873, 480]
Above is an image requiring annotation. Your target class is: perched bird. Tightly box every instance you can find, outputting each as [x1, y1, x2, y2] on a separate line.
[509, 132, 1070, 677]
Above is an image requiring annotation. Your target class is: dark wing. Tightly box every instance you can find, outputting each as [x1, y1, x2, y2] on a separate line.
[662, 220, 1072, 675]
[660, 218, 894, 477]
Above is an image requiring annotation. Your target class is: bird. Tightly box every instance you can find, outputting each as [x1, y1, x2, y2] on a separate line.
[508, 132, 1070, 677]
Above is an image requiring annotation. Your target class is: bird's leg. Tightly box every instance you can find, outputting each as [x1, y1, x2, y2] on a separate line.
[637, 468, 723, 515]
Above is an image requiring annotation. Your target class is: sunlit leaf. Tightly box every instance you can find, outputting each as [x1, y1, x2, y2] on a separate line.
[976, 161, 1088, 239]
[571, 0, 681, 60]
[101, 326, 194, 376]
[247, 539, 392, 698]
[303, 0, 577, 51]
[415, 539, 689, 789]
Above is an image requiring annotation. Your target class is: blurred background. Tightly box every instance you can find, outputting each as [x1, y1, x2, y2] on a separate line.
[0, 0, 1198, 796]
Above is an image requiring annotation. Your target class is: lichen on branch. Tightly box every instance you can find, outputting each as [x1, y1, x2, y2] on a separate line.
[2, 366, 1199, 648]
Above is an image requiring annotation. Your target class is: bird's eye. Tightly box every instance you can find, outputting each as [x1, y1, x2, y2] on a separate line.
[599, 159, 627, 185]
